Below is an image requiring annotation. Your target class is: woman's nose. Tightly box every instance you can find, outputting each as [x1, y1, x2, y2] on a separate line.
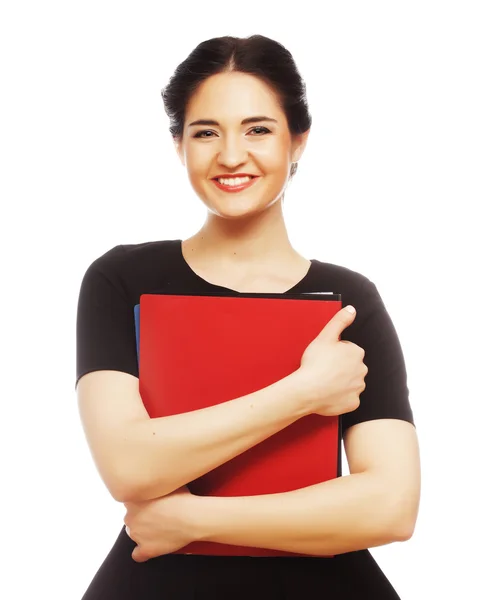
[217, 136, 249, 166]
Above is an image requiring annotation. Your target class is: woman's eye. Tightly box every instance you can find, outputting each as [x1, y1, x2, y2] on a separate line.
[193, 130, 214, 138]
[193, 126, 271, 139]
[249, 126, 271, 135]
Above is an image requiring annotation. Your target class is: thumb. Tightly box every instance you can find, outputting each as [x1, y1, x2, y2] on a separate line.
[323, 305, 356, 341]
[132, 546, 147, 563]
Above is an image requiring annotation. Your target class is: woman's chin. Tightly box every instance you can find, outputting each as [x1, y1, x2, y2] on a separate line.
[197, 189, 284, 219]
[206, 200, 277, 219]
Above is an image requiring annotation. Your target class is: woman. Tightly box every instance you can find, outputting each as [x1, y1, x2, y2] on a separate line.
[76, 34, 420, 599]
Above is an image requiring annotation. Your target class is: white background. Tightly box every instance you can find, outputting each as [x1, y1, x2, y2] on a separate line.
[1, 1, 488, 598]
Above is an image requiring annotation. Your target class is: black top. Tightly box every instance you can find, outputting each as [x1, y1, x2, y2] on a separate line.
[76, 239, 414, 600]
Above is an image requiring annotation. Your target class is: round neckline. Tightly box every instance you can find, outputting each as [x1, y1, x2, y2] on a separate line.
[177, 239, 316, 295]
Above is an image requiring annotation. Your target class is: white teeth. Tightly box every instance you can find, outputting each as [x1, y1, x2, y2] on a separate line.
[217, 176, 253, 186]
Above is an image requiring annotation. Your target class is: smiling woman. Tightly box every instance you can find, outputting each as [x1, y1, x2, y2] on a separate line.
[167, 65, 310, 220]
[76, 34, 419, 600]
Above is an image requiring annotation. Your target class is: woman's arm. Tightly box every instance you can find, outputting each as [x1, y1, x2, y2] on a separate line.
[77, 368, 309, 503]
[190, 419, 421, 556]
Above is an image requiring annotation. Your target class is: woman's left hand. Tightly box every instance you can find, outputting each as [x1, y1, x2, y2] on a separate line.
[123, 485, 199, 562]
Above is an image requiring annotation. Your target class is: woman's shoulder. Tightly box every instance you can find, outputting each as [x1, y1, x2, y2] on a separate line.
[310, 257, 373, 295]
[87, 239, 180, 275]
[79, 239, 182, 303]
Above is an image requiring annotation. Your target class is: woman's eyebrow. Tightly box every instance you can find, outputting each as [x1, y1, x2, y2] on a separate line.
[188, 116, 278, 128]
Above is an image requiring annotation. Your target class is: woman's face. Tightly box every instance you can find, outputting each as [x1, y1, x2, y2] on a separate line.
[175, 71, 309, 219]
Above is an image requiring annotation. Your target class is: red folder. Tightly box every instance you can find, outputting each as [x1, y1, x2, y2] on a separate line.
[138, 292, 342, 556]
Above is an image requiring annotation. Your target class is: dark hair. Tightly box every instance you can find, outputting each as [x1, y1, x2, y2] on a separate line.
[161, 34, 312, 182]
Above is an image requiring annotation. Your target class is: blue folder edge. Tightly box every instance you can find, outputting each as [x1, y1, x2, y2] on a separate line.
[134, 304, 140, 367]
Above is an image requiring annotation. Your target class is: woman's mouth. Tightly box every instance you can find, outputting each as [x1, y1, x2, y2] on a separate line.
[212, 176, 260, 193]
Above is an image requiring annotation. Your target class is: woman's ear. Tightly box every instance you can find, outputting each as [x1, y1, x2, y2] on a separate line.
[173, 137, 185, 167]
[292, 129, 311, 163]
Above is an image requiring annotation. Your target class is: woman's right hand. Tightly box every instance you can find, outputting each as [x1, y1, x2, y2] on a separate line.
[294, 305, 368, 417]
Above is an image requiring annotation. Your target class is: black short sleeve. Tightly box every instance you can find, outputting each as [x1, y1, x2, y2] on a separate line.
[341, 278, 415, 433]
[75, 245, 139, 390]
